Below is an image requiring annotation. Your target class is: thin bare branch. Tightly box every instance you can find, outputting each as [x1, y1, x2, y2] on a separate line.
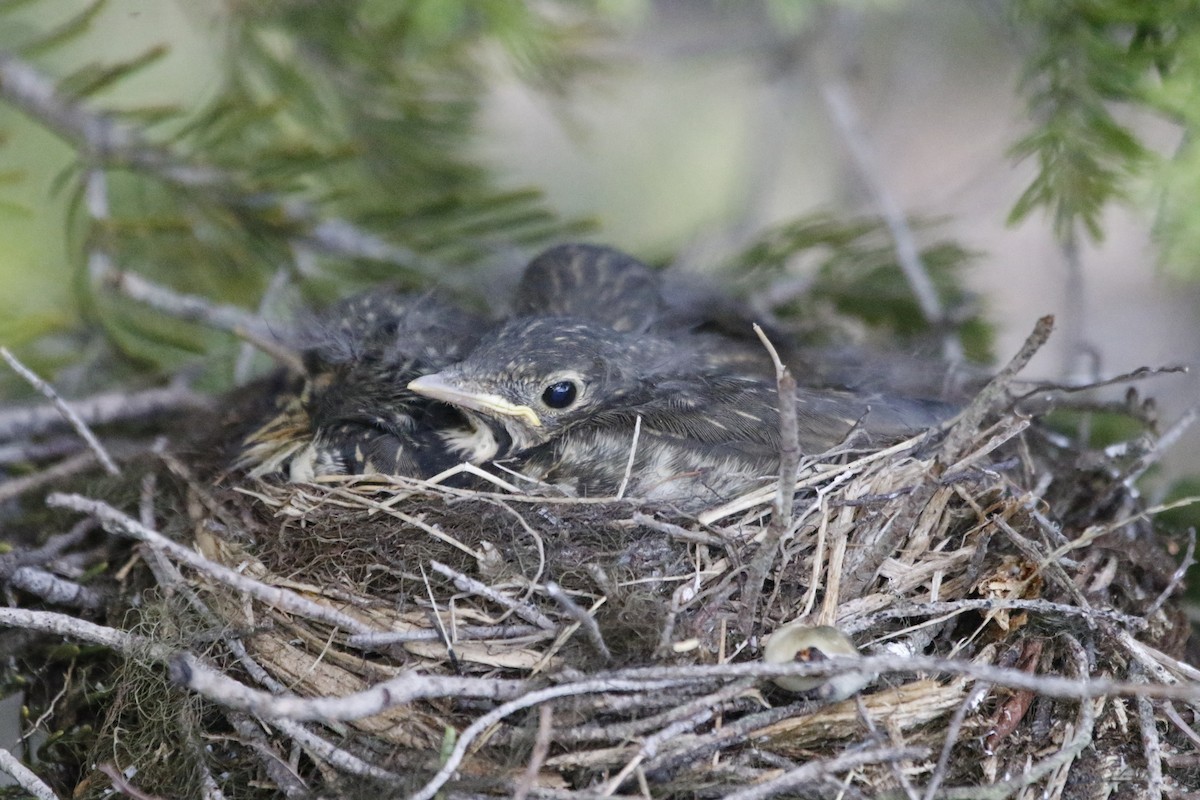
[546, 581, 611, 661]
[819, 75, 961, 363]
[0, 384, 210, 441]
[1, 347, 119, 475]
[0, 746, 60, 800]
[46, 492, 375, 635]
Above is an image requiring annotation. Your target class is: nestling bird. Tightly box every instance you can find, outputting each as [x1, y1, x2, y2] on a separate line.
[239, 290, 487, 480]
[407, 315, 953, 508]
[514, 243, 663, 334]
[241, 243, 669, 481]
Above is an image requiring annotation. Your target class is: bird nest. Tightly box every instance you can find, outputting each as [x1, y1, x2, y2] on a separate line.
[7, 320, 1199, 800]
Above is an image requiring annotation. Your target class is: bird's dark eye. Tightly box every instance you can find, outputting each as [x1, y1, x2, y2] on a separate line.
[542, 380, 578, 409]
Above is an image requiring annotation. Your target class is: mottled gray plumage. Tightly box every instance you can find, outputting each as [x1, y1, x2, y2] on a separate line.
[240, 291, 487, 480]
[408, 316, 954, 508]
[515, 243, 663, 334]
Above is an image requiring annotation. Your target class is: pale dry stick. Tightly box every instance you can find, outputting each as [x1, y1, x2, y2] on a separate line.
[546, 581, 611, 661]
[940, 315, 1054, 465]
[629, 513, 726, 548]
[0, 452, 106, 506]
[225, 712, 310, 799]
[1126, 404, 1199, 487]
[272, 718, 401, 782]
[844, 598, 1145, 635]
[921, 681, 992, 800]
[422, 461, 524, 493]
[991, 516, 1091, 613]
[0, 384, 209, 441]
[0, 746, 60, 800]
[739, 324, 801, 634]
[482, 496, 548, 589]
[0, 606, 162, 658]
[723, 744, 929, 800]
[347, 624, 545, 649]
[615, 414, 643, 500]
[419, 563, 456, 662]
[557, 679, 757, 745]
[408, 677, 692, 800]
[6, 566, 103, 610]
[429, 560, 557, 631]
[96, 762, 168, 800]
[139, 541, 289, 695]
[1146, 526, 1196, 617]
[853, 697, 922, 800]
[512, 705, 555, 800]
[1133, 665, 1164, 800]
[46, 493, 376, 635]
[817, 498, 856, 626]
[600, 708, 717, 796]
[1162, 701, 1200, 751]
[593, 653, 1200, 705]
[329, 488, 483, 560]
[1, 347, 119, 475]
[1050, 496, 1200, 564]
[698, 436, 918, 525]
[819, 75, 960, 364]
[170, 651, 529, 721]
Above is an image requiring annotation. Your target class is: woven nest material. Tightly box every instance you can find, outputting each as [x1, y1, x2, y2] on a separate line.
[133, 351, 1197, 799]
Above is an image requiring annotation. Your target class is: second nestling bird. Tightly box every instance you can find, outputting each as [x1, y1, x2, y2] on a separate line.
[407, 315, 953, 509]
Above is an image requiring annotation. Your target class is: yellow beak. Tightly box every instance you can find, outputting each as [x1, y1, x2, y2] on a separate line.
[408, 373, 542, 428]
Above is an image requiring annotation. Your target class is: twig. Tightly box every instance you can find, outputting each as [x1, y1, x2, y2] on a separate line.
[629, 513, 726, 548]
[346, 624, 545, 649]
[1135, 665, 1165, 800]
[854, 697, 921, 800]
[169, 651, 529, 721]
[0, 452, 100, 505]
[225, 712, 310, 799]
[0, 384, 210, 441]
[615, 414, 642, 500]
[6, 566, 103, 610]
[272, 719, 401, 782]
[1163, 702, 1200, 752]
[818, 75, 961, 363]
[580, 654, 1200, 704]
[601, 708, 717, 796]
[97, 763, 165, 800]
[1146, 527, 1196, 618]
[922, 681, 991, 800]
[0, 746, 60, 800]
[408, 677, 691, 800]
[722, 744, 928, 800]
[513, 705, 554, 800]
[739, 324, 800, 635]
[940, 315, 1054, 465]
[101, 268, 272, 341]
[556, 679, 756, 745]
[546, 581, 611, 662]
[429, 560, 557, 631]
[844, 597, 1146, 635]
[46, 492, 376, 635]
[1, 347, 119, 475]
[0, 606, 163, 659]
